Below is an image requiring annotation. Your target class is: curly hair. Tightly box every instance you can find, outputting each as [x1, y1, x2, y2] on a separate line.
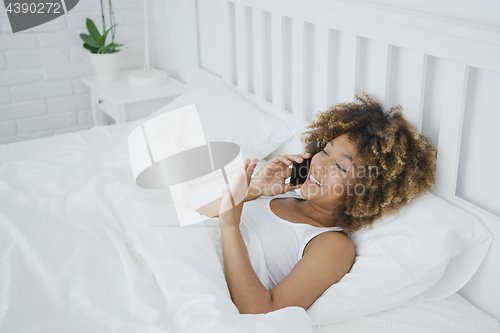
[300, 91, 437, 234]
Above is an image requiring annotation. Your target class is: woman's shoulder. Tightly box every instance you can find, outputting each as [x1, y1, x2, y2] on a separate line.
[304, 230, 355, 260]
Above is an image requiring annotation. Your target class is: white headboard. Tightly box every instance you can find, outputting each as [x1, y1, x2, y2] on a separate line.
[185, 0, 500, 319]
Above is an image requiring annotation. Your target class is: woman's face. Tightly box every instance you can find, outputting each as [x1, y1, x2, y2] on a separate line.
[300, 133, 366, 206]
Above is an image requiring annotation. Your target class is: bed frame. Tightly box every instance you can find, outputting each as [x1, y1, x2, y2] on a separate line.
[185, 0, 500, 319]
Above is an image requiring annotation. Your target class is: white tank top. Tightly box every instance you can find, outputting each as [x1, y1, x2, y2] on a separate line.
[239, 190, 344, 290]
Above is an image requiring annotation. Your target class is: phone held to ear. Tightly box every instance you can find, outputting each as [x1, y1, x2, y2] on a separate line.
[289, 157, 312, 186]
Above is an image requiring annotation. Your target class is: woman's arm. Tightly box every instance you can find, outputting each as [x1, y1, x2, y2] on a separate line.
[195, 192, 258, 218]
[216, 158, 272, 314]
[220, 225, 273, 314]
[223, 230, 355, 314]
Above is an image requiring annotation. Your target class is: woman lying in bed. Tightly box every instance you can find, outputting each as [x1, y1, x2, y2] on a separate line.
[197, 92, 436, 314]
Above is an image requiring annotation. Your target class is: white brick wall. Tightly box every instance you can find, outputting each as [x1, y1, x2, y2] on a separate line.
[0, 0, 157, 144]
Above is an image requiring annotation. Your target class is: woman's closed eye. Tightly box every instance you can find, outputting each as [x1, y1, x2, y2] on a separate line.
[322, 147, 347, 173]
[336, 163, 347, 173]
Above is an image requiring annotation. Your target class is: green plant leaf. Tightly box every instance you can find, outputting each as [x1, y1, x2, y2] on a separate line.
[107, 43, 124, 48]
[97, 30, 107, 47]
[83, 43, 99, 53]
[86, 18, 101, 42]
[104, 43, 124, 53]
[99, 43, 115, 54]
[98, 26, 112, 47]
[98, 24, 119, 48]
[80, 33, 100, 48]
[97, 45, 110, 54]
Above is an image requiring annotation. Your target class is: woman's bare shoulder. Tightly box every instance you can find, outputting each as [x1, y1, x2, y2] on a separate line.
[268, 230, 355, 312]
[304, 231, 355, 259]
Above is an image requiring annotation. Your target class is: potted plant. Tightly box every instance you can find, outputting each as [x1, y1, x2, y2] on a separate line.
[80, 0, 124, 82]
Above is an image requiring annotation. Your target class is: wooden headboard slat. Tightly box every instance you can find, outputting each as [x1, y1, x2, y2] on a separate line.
[312, 24, 330, 116]
[435, 62, 469, 197]
[235, 3, 248, 93]
[271, 12, 284, 112]
[337, 32, 358, 103]
[402, 50, 427, 133]
[291, 18, 306, 122]
[220, 1, 231, 83]
[252, 8, 265, 102]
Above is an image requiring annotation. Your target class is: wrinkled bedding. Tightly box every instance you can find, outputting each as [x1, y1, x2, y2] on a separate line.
[0, 120, 311, 333]
[1, 119, 496, 333]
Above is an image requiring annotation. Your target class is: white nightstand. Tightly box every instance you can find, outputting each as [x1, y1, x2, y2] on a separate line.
[81, 69, 186, 125]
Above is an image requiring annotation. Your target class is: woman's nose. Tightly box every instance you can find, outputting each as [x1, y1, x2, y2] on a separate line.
[311, 156, 328, 176]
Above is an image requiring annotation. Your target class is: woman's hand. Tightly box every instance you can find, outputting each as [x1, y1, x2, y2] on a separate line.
[246, 153, 311, 200]
[219, 158, 259, 228]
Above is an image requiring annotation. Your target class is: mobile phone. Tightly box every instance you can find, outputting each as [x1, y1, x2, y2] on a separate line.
[289, 157, 312, 186]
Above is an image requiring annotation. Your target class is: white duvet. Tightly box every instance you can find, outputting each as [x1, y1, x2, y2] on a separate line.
[0, 119, 497, 333]
[0, 121, 312, 333]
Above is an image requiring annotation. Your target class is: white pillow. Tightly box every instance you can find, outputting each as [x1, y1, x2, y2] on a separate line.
[147, 81, 293, 160]
[307, 191, 493, 323]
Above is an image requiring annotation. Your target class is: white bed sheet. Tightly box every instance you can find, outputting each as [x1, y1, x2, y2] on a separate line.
[311, 293, 498, 333]
[0, 120, 310, 333]
[0, 118, 497, 332]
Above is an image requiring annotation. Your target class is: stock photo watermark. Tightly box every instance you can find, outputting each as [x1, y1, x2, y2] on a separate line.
[127, 104, 380, 228]
[290, 317, 499, 330]
[4, 0, 79, 33]
[260, 162, 379, 198]
[128, 104, 248, 227]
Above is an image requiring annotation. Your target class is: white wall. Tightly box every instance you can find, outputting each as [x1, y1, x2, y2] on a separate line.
[0, 0, 157, 144]
[152, 0, 225, 84]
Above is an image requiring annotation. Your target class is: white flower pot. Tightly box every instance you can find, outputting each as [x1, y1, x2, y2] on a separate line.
[89, 52, 121, 82]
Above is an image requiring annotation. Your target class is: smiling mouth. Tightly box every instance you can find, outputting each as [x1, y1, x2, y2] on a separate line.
[308, 174, 324, 187]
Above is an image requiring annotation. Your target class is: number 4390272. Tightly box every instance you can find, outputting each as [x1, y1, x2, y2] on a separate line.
[5, 2, 61, 14]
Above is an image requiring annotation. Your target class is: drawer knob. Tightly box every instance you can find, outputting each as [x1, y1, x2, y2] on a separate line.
[98, 99, 104, 104]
